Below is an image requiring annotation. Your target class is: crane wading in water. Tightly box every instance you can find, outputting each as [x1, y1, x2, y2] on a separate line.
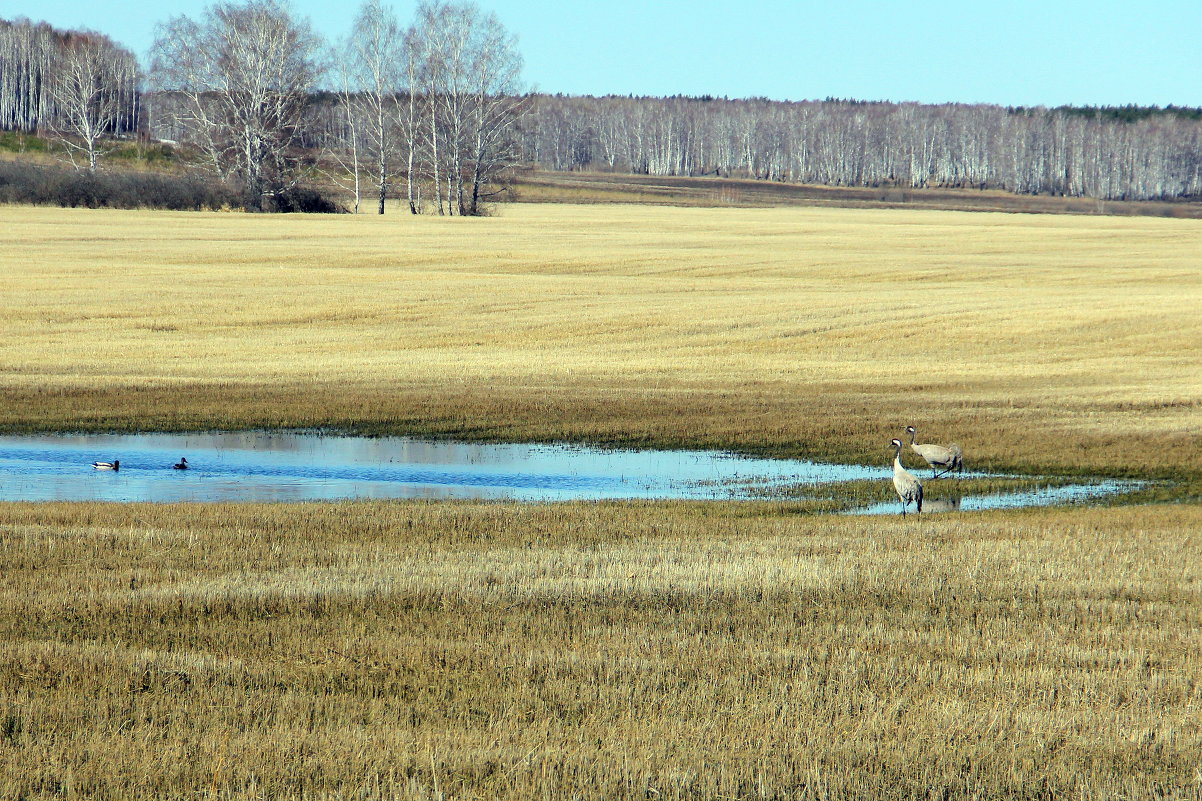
[904, 425, 963, 479]
[890, 439, 923, 516]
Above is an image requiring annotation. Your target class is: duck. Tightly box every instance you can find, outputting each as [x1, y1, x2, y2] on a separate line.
[92, 460, 120, 470]
[172, 457, 189, 470]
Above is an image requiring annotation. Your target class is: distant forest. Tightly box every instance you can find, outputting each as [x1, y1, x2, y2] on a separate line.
[4, 11, 1202, 205]
[520, 96, 1202, 201]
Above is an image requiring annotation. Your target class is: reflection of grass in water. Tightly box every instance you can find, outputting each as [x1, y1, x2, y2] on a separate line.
[725, 470, 1194, 509]
[667, 465, 1182, 508]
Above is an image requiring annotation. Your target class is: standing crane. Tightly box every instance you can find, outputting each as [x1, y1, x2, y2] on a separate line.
[904, 425, 963, 479]
[890, 439, 923, 516]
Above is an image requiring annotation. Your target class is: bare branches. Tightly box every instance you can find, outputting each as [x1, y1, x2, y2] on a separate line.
[344, 0, 404, 214]
[520, 96, 1202, 201]
[12, 9, 1200, 207]
[1, 20, 138, 171]
[0, 19, 58, 133]
[403, 1, 526, 216]
[45, 32, 138, 172]
[150, 0, 324, 210]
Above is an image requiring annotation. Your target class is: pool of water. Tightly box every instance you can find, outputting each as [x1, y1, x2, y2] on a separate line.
[850, 480, 1140, 515]
[0, 432, 880, 503]
[0, 432, 1137, 510]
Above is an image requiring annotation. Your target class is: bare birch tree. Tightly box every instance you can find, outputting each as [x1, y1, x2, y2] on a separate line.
[399, 23, 428, 213]
[46, 32, 136, 172]
[346, 0, 403, 214]
[410, 2, 456, 214]
[406, 1, 525, 216]
[463, 9, 524, 215]
[325, 61, 363, 212]
[0, 18, 58, 133]
[150, 0, 324, 210]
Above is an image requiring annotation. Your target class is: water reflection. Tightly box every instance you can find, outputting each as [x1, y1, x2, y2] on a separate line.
[920, 495, 963, 513]
[850, 480, 1139, 515]
[0, 432, 1138, 509]
[0, 431, 857, 503]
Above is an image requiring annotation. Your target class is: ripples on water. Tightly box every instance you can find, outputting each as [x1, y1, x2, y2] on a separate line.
[0, 432, 1136, 511]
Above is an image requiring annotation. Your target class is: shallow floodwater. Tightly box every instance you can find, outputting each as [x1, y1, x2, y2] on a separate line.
[0, 432, 880, 503]
[0, 432, 1135, 510]
[850, 480, 1139, 515]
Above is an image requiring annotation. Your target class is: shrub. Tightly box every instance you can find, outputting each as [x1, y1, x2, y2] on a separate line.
[0, 161, 338, 212]
[265, 186, 343, 213]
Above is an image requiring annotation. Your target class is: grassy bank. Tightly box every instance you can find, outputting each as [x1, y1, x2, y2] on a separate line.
[0, 500, 1199, 799]
[1, 203, 1199, 480]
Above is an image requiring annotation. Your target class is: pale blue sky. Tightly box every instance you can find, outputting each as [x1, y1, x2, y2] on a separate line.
[5, 0, 1199, 107]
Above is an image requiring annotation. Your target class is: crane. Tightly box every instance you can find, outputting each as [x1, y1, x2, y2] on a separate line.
[904, 425, 963, 478]
[890, 439, 923, 516]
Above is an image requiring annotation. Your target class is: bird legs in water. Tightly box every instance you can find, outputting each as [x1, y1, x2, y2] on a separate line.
[930, 461, 965, 480]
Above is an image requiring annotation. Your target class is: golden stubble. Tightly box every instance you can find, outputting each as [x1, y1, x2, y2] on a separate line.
[0, 500, 1199, 799]
[1, 203, 1200, 474]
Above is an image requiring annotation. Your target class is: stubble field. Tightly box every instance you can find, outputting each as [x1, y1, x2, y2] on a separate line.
[1, 501, 1201, 799]
[1, 202, 1201, 798]
[2, 202, 1200, 474]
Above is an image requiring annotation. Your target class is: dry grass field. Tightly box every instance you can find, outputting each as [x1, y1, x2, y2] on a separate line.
[0, 500, 1200, 800]
[1, 202, 1200, 478]
[510, 169, 1202, 219]
[2, 201, 1202, 798]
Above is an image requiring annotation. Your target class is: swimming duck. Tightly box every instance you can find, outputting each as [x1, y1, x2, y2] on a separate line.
[173, 457, 188, 470]
[92, 460, 120, 470]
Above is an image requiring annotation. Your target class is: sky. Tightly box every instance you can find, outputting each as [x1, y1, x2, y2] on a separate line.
[5, 0, 1200, 108]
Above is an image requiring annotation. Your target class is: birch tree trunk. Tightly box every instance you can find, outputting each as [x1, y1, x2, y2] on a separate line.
[346, 0, 403, 215]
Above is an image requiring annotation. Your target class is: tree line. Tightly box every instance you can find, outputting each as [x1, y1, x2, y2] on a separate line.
[4, 5, 1202, 209]
[2, 0, 525, 214]
[147, 0, 524, 213]
[0, 18, 139, 171]
[522, 95, 1202, 201]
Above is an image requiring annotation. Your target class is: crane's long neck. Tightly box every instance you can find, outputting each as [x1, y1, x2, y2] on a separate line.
[907, 429, 917, 445]
[892, 446, 904, 471]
